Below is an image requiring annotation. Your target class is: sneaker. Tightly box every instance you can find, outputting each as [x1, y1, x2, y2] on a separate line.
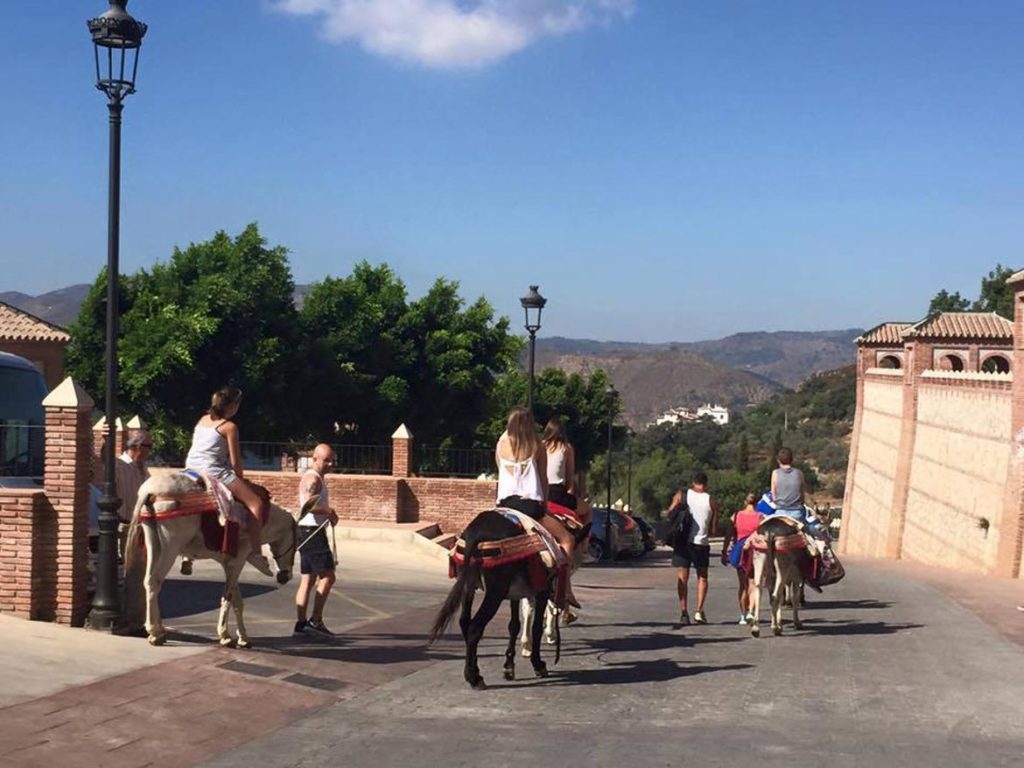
[678, 611, 690, 626]
[293, 620, 311, 636]
[738, 614, 748, 625]
[693, 610, 708, 625]
[180, 558, 193, 576]
[307, 619, 336, 638]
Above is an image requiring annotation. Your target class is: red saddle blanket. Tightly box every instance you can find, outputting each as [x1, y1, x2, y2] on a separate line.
[140, 491, 239, 558]
[449, 531, 567, 607]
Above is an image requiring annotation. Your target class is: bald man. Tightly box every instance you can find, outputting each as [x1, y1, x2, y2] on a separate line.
[294, 444, 339, 637]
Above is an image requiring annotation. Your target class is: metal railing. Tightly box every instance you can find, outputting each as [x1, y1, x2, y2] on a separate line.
[0, 423, 46, 484]
[416, 445, 494, 478]
[239, 442, 393, 475]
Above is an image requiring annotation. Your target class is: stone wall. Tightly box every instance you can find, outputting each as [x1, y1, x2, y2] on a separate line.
[843, 373, 904, 558]
[901, 377, 1011, 573]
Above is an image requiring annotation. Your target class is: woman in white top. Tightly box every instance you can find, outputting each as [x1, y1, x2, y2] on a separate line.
[184, 386, 264, 539]
[542, 418, 576, 510]
[495, 408, 577, 601]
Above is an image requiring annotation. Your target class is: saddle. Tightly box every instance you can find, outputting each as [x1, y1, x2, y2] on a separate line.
[140, 473, 271, 558]
[449, 509, 569, 608]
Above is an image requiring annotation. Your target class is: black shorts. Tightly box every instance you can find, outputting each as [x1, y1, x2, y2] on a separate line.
[498, 495, 545, 521]
[548, 483, 578, 511]
[298, 526, 335, 575]
[672, 543, 711, 570]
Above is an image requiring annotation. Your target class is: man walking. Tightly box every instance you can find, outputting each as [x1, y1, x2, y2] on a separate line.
[674, 471, 718, 626]
[294, 443, 339, 638]
[117, 430, 152, 634]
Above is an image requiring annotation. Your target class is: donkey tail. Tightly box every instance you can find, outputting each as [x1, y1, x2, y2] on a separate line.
[766, 531, 777, 581]
[429, 536, 479, 644]
[123, 489, 152, 574]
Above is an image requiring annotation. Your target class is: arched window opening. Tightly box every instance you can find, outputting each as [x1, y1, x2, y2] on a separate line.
[878, 355, 902, 370]
[939, 354, 965, 372]
[981, 355, 1010, 374]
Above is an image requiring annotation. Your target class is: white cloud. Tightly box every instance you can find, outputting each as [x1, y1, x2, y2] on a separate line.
[272, 0, 635, 69]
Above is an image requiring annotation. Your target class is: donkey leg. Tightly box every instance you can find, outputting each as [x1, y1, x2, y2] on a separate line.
[530, 594, 549, 678]
[504, 600, 521, 680]
[771, 577, 784, 636]
[143, 523, 178, 645]
[749, 554, 762, 637]
[791, 576, 803, 631]
[465, 589, 503, 690]
[520, 598, 533, 658]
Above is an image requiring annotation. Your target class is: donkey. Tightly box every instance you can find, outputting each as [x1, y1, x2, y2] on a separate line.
[125, 473, 297, 648]
[429, 510, 588, 690]
[748, 516, 813, 638]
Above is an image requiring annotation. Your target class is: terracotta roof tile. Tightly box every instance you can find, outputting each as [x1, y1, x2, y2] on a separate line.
[856, 322, 913, 345]
[0, 301, 71, 343]
[902, 312, 1012, 341]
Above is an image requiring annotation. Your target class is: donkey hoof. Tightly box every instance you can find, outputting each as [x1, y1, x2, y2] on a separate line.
[773, 625, 783, 636]
[534, 663, 549, 679]
[750, 625, 760, 638]
[237, 639, 252, 650]
[794, 622, 804, 631]
[521, 647, 532, 658]
[219, 637, 236, 648]
[148, 634, 167, 646]
[503, 667, 516, 681]
[470, 677, 488, 691]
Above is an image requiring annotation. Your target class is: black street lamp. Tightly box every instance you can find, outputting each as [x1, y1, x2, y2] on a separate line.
[605, 384, 617, 560]
[87, 1, 147, 630]
[626, 427, 634, 513]
[520, 285, 546, 413]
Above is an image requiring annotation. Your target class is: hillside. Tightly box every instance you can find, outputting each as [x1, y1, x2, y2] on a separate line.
[536, 345, 785, 427]
[0, 284, 90, 328]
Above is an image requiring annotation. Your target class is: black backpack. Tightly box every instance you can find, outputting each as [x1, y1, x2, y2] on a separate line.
[663, 500, 694, 549]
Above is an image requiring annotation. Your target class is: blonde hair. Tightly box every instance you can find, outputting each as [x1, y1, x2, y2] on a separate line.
[210, 386, 242, 419]
[506, 408, 539, 462]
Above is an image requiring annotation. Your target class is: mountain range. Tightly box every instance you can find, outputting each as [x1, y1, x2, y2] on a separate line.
[2, 285, 862, 426]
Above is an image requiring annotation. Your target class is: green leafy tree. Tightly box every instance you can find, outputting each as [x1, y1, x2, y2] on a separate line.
[973, 264, 1015, 319]
[927, 289, 972, 314]
[67, 224, 302, 456]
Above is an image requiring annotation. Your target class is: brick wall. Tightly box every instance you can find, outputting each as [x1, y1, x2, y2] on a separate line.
[0, 489, 54, 619]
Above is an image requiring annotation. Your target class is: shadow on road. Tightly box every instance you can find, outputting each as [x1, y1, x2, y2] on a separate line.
[241, 633, 463, 664]
[798, 619, 922, 636]
[160, 579, 278, 619]
[585, 632, 746, 653]
[500, 660, 754, 688]
[805, 598, 893, 611]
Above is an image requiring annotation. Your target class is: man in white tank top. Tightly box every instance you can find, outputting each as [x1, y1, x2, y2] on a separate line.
[673, 472, 718, 626]
[294, 444, 339, 638]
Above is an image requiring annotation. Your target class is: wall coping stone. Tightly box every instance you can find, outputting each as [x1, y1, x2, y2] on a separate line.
[921, 370, 1013, 383]
[42, 378, 94, 410]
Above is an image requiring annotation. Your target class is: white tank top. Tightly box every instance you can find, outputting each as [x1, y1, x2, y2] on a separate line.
[686, 489, 713, 546]
[298, 468, 331, 526]
[546, 444, 568, 485]
[496, 455, 544, 504]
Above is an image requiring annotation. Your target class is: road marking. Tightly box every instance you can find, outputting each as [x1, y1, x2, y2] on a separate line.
[332, 589, 391, 619]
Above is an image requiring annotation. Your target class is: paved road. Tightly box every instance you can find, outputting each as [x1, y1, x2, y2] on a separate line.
[201, 550, 1024, 768]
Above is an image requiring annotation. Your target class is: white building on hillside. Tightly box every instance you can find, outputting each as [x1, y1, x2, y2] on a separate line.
[653, 403, 729, 427]
[697, 403, 729, 425]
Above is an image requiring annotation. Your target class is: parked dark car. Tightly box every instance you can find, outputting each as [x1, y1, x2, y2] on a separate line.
[631, 515, 657, 552]
[589, 507, 646, 560]
[0, 352, 48, 488]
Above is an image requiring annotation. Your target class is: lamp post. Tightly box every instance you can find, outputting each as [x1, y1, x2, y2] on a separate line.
[626, 427, 634, 513]
[605, 384, 617, 560]
[520, 285, 546, 413]
[87, 1, 147, 630]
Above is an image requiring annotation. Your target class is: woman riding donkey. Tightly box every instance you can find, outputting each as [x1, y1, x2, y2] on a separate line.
[496, 408, 579, 610]
[182, 386, 270, 572]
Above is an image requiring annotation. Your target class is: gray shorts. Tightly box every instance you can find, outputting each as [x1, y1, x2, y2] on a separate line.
[211, 467, 239, 487]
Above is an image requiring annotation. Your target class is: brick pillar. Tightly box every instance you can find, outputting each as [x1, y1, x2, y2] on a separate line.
[885, 340, 930, 559]
[92, 415, 125, 464]
[391, 424, 413, 478]
[839, 344, 873, 555]
[996, 273, 1024, 578]
[967, 344, 981, 373]
[44, 378, 95, 626]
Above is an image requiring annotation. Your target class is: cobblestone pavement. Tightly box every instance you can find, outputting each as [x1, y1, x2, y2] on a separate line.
[2, 548, 1023, 767]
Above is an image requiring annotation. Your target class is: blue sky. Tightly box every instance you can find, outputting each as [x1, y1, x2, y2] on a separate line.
[2, 1, 1023, 341]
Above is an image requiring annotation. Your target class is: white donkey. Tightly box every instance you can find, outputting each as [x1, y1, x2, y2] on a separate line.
[748, 516, 814, 638]
[124, 473, 297, 648]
